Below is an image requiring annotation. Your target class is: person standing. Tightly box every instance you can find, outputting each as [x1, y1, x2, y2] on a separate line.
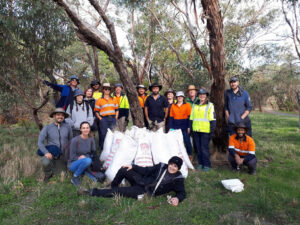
[169, 91, 193, 161]
[144, 83, 168, 132]
[190, 88, 216, 171]
[94, 83, 119, 149]
[68, 121, 97, 187]
[164, 89, 176, 132]
[225, 76, 252, 136]
[186, 84, 199, 158]
[137, 84, 148, 128]
[228, 123, 257, 175]
[84, 87, 97, 132]
[42, 75, 80, 110]
[112, 83, 130, 132]
[65, 89, 94, 137]
[90, 80, 102, 100]
[37, 108, 73, 182]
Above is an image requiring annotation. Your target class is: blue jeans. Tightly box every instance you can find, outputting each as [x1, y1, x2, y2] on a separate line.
[69, 157, 92, 177]
[193, 132, 211, 167]
[182, 129, 193, 155]
[98, 116, 116, 149]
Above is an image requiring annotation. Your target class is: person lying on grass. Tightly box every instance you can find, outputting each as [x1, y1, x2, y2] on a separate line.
[78, 156, 186, 206]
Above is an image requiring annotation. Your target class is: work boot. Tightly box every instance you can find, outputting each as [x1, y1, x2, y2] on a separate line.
[77, 187, 91, 196]
[249, 169, 256, 175]
[71, 176, 81, 187]
[197, 165, 203, 170]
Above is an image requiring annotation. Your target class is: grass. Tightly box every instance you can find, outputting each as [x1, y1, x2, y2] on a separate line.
[0, 112, 300, 225]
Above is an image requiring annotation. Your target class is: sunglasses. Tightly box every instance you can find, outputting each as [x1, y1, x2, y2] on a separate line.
[103, 88, 110, 90]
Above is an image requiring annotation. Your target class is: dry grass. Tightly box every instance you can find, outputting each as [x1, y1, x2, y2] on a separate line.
[0, 144, 42, 184]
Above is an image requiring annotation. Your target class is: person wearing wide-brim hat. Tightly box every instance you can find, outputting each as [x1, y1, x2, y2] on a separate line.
[228, 122, 257, 175]
[189, 88, 216, 172]
[225, 76, 253, 137]
[149, 83, 162, 91]
[90, 80, 102, 100]
[144, 82, 168, 131]
[169, 91, 193, 161]
[95, 82, 119, 149]
[41, 75, 80, 110]
[113, 83, 130, 132]
[37, 108, 73, 182]
[65, 89, 94, 137]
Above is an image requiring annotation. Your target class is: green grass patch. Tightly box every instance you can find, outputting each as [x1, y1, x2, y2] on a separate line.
[0, 112, 300, 224]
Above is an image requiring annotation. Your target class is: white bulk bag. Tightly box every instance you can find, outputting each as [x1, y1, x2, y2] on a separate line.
[134, 134, 153, 167]
[100, 129, 114, 161]
[103, 131, 124, 169]
[151, 130, 171, 164]
[105, 135, 137, 181]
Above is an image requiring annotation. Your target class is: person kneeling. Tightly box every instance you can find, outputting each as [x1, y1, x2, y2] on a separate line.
[228, 123, 257, 175]
[68, 121, 97, 187]
[80, 156, 186, 206]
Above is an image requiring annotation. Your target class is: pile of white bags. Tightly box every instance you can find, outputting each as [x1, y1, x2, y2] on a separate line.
[100, 126, 195, 181]
[221, 179, 244, 193]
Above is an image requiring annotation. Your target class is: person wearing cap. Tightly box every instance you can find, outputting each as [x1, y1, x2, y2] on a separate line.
[225, 76, 252, 136]
[169, 91, 193, 160]
[37, 108, 73, 182]
[228, 123, 257, 175]
[144, 83, 169, 131]
[42, 75, 80, 110]
[190, 88, 216, 171]
[94, 83, 119, 149]
[79, 156, 186, 206]
[164, 89, 176, 132]
[112, 83, 130, 132]
[90, 80, 102, 100]
[136, 84, 149, 127]
[65, 89, 94, 137]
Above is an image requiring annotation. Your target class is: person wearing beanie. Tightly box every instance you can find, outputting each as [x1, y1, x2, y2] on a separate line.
[79, 156, 186, 206]
[41, 75, 80, 110]
[65, 89, 94, 137]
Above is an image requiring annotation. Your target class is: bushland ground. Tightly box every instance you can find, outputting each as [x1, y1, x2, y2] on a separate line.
[0, 112, 299, 225]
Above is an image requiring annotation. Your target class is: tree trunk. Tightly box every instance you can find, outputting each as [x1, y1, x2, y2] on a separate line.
[93, 46, 100, 81]
[201, 0, 227, 153]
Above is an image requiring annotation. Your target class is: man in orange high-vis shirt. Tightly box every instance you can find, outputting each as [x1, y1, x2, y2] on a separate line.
[228, 123, 257, 175]
[94, 83, 119, 149]
[137, 84, 148, 128]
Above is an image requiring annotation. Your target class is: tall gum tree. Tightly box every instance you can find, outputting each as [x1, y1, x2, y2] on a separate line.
[53, 0, 144, 127]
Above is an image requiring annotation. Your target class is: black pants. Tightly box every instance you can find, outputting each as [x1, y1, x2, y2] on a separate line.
[91, 168, 145, 199]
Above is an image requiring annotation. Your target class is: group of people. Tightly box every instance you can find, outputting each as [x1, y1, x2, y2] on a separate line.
[37, 75, 257, 205]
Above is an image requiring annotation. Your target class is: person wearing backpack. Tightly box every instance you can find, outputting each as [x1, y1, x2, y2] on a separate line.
[65, 89, 94, 137]
[68, 122, 98, 187]
[37, 108, 73, 182]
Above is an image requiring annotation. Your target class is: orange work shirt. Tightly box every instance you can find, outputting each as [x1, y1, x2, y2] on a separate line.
[229, 134, 255, 157]
[138, 95, 148, 108]
[94, 96, 119, 117]
[169, 103, 192, 120]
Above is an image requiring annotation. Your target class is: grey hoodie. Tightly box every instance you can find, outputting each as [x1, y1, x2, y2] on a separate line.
[65, 100, 94, 130]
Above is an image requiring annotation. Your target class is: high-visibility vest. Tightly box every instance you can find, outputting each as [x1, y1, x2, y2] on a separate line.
[93, 91, 102, 100]
[113, 94, 129, 109]
[190, 101, 215, 133]
[138, 95, 148, 108]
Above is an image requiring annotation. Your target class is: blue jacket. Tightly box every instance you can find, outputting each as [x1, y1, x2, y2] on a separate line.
[224, 87, 252, 125]
[43, 80, 78, 110]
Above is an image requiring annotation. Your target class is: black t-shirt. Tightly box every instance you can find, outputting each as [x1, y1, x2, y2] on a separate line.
[145, 94, 168, 122]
